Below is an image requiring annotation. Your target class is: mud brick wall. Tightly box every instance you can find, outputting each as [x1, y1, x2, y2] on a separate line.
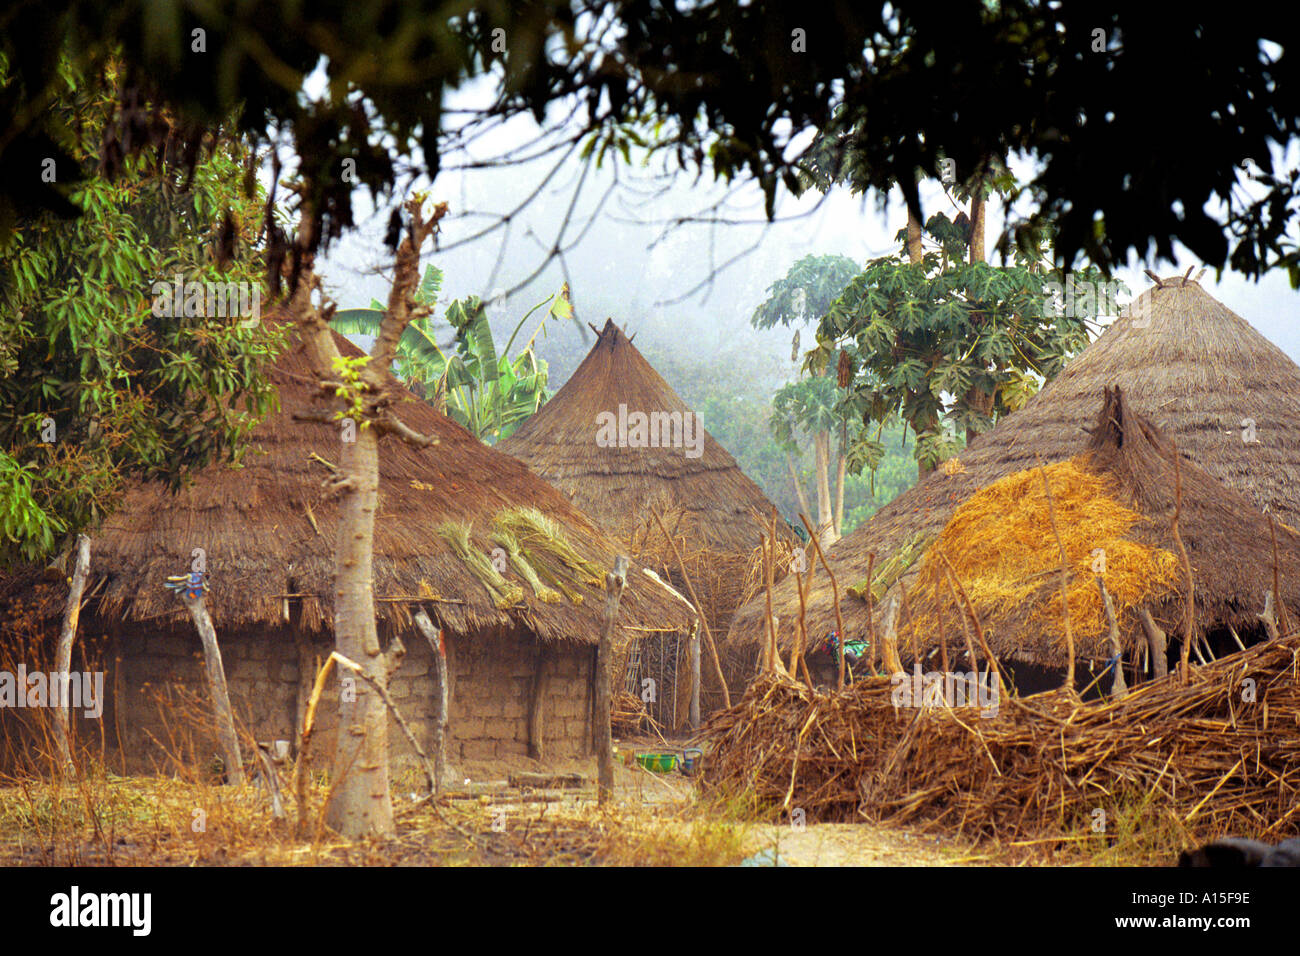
[89, 622, 592, 776]
[438, 628, 593, 763]
[108, 623, 299, 775]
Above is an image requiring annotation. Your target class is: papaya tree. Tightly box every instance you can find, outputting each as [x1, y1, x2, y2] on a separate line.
[753, 254, 862, 544]
[812, 207, 1114, 480]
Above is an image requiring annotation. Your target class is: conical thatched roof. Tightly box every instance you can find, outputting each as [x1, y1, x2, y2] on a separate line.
[497, 319, 781, 556]
[16, 323, 695, 644]
[729, 275, 1300, 661]
[905, 387, 1300, 665]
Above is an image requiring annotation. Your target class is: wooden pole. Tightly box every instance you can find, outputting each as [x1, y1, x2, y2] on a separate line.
[527, 642, 549, 761]
[761, 532, 778, 674]
[596, 555, 628, 806]
[1171, 451, 1195, 683]
[1139, 608, 1169, 679]
[863, 551, 877, 677]
[413, 609, 449, 794]
[54, 534, 91, 767]
[1037, 460, 1075, 691]
[179, 590, 245, 785]
[1260, 590, 1280, 641]
[689, 619, 701, 732]
[649, 508, 729, 708]
[1095, 575, 1127, 696]
[1270, 516, 1291, 636]
[880, 592, 904, 675]
[290, 598, 313, 758]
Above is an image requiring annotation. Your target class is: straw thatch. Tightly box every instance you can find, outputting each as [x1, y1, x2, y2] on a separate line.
[905, 387, 1300, 665]
[16, 321, 695, 644]
[729, 275, 1300, 663]
[497, 318, 782, 557]
[498, 318, 789, 709]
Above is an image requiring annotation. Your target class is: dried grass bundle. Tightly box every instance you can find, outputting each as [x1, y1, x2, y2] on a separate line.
[437, 522, 524, 609]
[911, 459, 1180, 645]
[495, 507, 605, 588]
[490, 528, 561, 603]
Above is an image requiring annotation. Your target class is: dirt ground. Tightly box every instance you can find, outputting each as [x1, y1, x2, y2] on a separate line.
[0, 734, 990, 866]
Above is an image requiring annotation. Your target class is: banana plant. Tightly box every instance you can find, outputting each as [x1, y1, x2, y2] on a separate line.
[332, 265, 574, 444]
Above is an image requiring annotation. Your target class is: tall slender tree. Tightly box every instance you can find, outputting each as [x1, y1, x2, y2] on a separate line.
[288, 192, 447, 838]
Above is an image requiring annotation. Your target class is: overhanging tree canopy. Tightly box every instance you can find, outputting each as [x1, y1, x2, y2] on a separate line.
[2, 4, 1298, 281]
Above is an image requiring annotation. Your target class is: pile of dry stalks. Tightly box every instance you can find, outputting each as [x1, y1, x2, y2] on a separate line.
[702, 632, 1300, 844]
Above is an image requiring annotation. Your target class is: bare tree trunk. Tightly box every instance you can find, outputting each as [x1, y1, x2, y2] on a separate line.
[290, 194, 446, 838]
[813, 431, 836, 546]
[786, 452, 813, 521]
[905, 208, 937, 479]
[54, 534, 90, 767]
[180, 591, 245, 785]
[964, 168, 992, 446]
[906, 209, 924, 264]
[596, 556, 629, 805]
[913, 407, 940, 480]
[968, 183, 986, 265]
[833, 450, 847, 538]
[324, 426, 394, 835]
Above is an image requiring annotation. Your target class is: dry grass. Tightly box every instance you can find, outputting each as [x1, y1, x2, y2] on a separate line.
[911, 459, 1181, 645]
[0, 769, 752, 867]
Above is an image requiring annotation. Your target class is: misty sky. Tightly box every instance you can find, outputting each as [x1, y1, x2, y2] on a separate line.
[314, 75, 1300, 390]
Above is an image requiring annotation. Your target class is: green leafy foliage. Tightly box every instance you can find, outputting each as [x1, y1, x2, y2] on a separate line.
[751, 254, 862, 331]
[816, 213, 1110, 473]
[0, 56, 281, 565]
[5, 6, 1297, 283]
[331, 267, 571, 444]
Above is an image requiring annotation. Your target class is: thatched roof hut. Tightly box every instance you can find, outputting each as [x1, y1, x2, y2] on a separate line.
[906, 387, 1300, 669]
[729, 275, 1300, 680]
[1, 322, 695, 773]
[498, 318, 782, 555]
[498, 318, 789, 709]
[87, 324, 692, 641]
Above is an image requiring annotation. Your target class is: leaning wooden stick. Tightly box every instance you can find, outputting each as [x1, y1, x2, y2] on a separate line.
[799, 513, 846, 692]
[938, 551, 1004, 697]
[294, 652, 337, 836]
[650, 507, 729, 708]
[944, 568, 980, 680]
[179, 588, 245, 785]
[1037, 459, 1076, 692]
[1095, 574, 1127, 696]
